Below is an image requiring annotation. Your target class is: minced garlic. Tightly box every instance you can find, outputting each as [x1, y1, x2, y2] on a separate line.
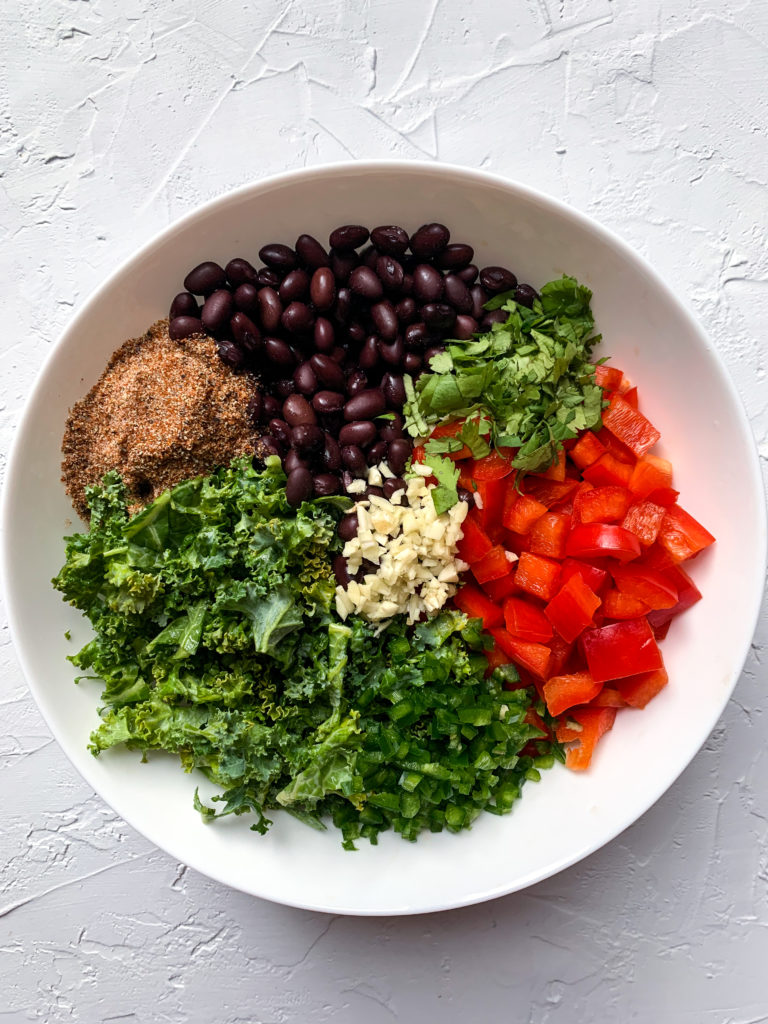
[335, 463, 470, 624]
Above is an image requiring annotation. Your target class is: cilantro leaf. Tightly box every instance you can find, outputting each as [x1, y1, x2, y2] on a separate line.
[423, 454, 460, 515]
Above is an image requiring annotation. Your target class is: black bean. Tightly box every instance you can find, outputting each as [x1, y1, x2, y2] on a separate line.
[435, 243, 474, 270]
[314, 472, 340, 497]
[381, 372, 406, 408]
[403, 351, 423, 374]
[246, 392, 264, 424]
[284, 449, 310, 474]
[349, 265, 384, 301]
[333, 554, 350, 588]
[293, 361, 318, 396]
[375, 255, 404, 292]
[410, 223, 450, 258]
[387, 438, 411, 476]
[470, 285, 490, 320]
[457, 264, 479, 284]
[421, 303, 456, 332]
[395, 297, 417, 324]
[291, 423, 325, 456]
[329, 225, 370, 250]
[269, 418, 292, 447]
[358, 335, 380, 371]
[443, 274, 473, 313]
[359, 245, 377, 269]
[371, 300, 398, 341]
[225, 257, 258, 287]
[346, 321, 366, 345]
[263, 394, 282, 420]
[480, 309, 508, 330]
[458, 488, 474, 505]
[346, 370, 368, 397]
[334, 286, 352, 324]
[341, 444, 368, 476]
[454, 314, 478, 340]
[367, 441, 388, 466]
[312, 390, 345, 414]
[313, 317, 335, 353]
[378, 336, 404, 367]
[283, 393, 317, 426]
[279, 269, 310, 303]
[274, 377, 296, 399]
[404, 322, 429, 349]
[371, 225, 410, 256]
[286, 467, 314, 506]
[309, 353, 345, 391]
[259, 243, 297, 272]
[170, 292, 199, 319]
[339, 421, 377, 447]
[413, 264, 444, 302]
[310, 267, 336, 311]
[401, 273, 414, 296]
[380, 412, 405, 441]
[479, 266, 518, 294]
[338, 513, 359, 542]
[258, 287, 283, 332]
[295, 234, 329, 269]
[322, 434, 342, 472]
[263, 336, 296, 370]
[344, 389, 385, 421]
[201, 289, 235, 334]
[331, 346, 347, 364]
[281, 301, 315, 334]
[217, 339, 245, 369]
[383, 477, 406, 499]
[257, 268, 281, 288]
[233, 282, 260, 317]
[259, 434, 283, 459]
[366, 486, 384, 499]
[184, 261, 227, 295]
[231, 312, 261, 353]
[329, 248, 358, 283]
[515, 283, 540, 308]
[169, 315, 203, 340]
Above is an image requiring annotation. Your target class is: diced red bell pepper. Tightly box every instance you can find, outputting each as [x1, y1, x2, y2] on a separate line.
[583, 452, 634, 488]
[646, 486, 679, 508]
[472, 544, 513, 584]
[621, 386, 639, 410]
[575, 485, 633, 524]
[474, 476, 508, 538]
[430, 419, 472, 461]
[545, 574, 602, 642]
[456, 514, 493, 564]
[544, 671, 602, 716]
[602, 588, 650, 620]
[628, 455, 673, 499]
[514, 551, 561, 601]
[522, 477, 580, 509]
[556, 707, 616, 771]
[531, 449, 566, 482]
[481, 572, 519, 602]
[602, 394, 661, 458]
[547, 633, 574, 676]
[503, 596, 553, 643]
[559, 558, 609, 594]
[590, 687, 629, 708]
[616, 666, 668, 708]
[453, 583, 503, 629]
[657, 504, 716, 562]
[645, 564, 702, 629]
[566, 523, 642, 563]
[593, 364, 624, 391]
[529, 512, 570, 560]
[622, 500, 666, 546]
[473, 450, 514, 480]
[612, 565, 678, 610]
[595, 427, 637, 465]
[581, 618, 663, 682]
[489, 628, 551, 680]
[569, 430, 607, 470]
[503, 493, 548, 534]
[485, 642, 512, 677]
[412, 444, 426, 464]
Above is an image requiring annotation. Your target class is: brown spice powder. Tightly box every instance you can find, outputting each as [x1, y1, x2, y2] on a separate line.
[62, 320, 263, 519]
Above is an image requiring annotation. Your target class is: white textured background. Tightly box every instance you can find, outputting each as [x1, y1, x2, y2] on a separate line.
[2, 0, 767, 1020]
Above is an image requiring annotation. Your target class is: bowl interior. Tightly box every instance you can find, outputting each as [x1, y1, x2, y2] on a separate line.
[3, 163, 765, 914]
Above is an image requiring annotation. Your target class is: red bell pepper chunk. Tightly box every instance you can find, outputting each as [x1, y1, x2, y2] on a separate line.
[473, 476, 508, 538]
[569, 431, 607, 470]
[503, 493, 548, 534]
[575, 485, 633, 525]
[453, 583, 503, 629]
[456, 514, 493, 564]
[472, 544, 513, 584]
[612, 565, 679, 610]
[481, 572, 519, 602]
[514, 551, 561, 601]
[556, 707, 617, 771]
[589, 687, 628, 708]
[622, 499, 666, 546]
[485, 642, 512, 677]
[544, 670, 603, 716]
[657, 504, 715, 563]
[602, 588, 650, 620]
[595, 426, 637, 465]
[545, 574, 602, 642]
[616, 666, 668, 709]
[529, 512, 570, 560]
[566, 523, 642, 563]
[489, 628, 551, 680]
[411, 444, 426, 464]
[581, 618, 663, 682]
[593, 364, 624, 391]
[523, 477, 580, 509]
[583, 452, 634, 488]
[628, 455, 673, 498]
[472, 450, 514, 480]
[621, 386, 639, 410]
[602, 394, 661, 458]
[646, 486, 680, 508]
[645, 564, 702, 629]
[547, 633, 574, 676]
[503, 596, 553, 643]
[531, 448, 566, 482]
[429, 419, 472, 461]
[559, 558, 609, 594]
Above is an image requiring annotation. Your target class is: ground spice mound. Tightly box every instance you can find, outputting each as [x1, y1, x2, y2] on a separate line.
[62, 320, 262, 519]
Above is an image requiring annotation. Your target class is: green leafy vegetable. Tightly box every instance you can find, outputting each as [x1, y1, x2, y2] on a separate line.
[423, 454, 460, 516]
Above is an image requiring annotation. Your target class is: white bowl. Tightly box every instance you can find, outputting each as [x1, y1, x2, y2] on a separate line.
[2, 162, 765, 915]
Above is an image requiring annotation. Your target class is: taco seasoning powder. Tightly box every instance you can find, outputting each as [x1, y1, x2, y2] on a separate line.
[62, 319, 263, 519]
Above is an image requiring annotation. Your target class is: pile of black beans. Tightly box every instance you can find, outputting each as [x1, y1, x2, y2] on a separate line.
[168, 223, 536, 506]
